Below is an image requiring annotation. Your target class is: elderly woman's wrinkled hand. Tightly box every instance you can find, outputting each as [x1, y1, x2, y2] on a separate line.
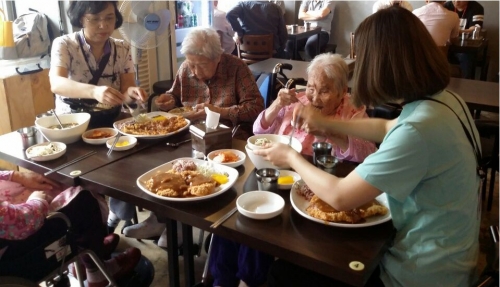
[275, 88, 299, 108]
[127, 86, 148, 102]
[27, 191, 53, 204]
[253, 142, 297, 167]
[11, 171, 61, 191]
[155, 93, 177, 111]
[293, 104, 326, 135]
[92, 86, 126, 106]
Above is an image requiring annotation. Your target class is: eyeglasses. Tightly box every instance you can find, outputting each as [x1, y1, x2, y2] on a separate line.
[84, 16, 116, 27]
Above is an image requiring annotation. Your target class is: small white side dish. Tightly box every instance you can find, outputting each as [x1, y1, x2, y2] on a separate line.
[106, 135, 137, 151]
[277, 170, 301, 190]
[207, 149, 246, 168]
[26, 142, 67, 161]
[82, 128, 118, 145]
[237, 191, 285, 220]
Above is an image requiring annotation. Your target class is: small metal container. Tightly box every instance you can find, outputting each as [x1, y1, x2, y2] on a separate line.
[189, 122, 232, 156]
[255, 168, 280, 192]
[316, 155, 339, 174]
[291, 24, 298, 33]
[305, 22, 311, 30]
[312, 142, 332, 166]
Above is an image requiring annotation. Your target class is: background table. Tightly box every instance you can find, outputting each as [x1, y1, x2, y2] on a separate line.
[286, 26, 321, 60]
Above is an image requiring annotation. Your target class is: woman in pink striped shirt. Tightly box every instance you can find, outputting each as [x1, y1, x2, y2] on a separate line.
[253, 53, 376, 162]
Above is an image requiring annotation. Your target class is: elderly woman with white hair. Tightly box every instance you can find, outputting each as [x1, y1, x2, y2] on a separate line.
[254, 53, 376, 162]
[155, 27, 264, 129]
[123, 28, 264, 242]
[207, 54, 376, 287]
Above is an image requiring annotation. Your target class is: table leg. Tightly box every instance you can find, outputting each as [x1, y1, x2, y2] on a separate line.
[182, 223, 195, 286]
[294, 38, 298, 60]
[166, 218, 180, 287]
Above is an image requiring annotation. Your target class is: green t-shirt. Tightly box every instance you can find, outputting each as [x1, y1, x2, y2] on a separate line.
[356, 90, 480, 286]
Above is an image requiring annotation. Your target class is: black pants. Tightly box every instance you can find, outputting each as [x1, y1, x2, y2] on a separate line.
[286, 31, 330, 61]
[267, 259, 385, 287]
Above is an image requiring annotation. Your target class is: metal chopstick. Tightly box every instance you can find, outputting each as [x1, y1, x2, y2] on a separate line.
[44, 150, 97, 176]
[107, 134, 121, 156]
[210, 207, 238, 229]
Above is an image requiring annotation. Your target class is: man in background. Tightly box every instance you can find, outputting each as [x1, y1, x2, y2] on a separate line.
[413, 1, 459, 47]
[226, 1, 288, 59]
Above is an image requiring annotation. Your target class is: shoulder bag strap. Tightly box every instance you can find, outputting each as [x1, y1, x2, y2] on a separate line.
[77, 33, 112, 85]
[422, 92, 484, 179]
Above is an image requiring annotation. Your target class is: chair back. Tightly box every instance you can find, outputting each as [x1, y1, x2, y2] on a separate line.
[237, 34, 273, 65]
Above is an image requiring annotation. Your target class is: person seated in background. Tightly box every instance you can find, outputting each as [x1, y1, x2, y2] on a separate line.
[286, 0, 335, 61]
[226, 0, 288, 59]
[270, 0, 286, 15]
[254, 53, 376, 160]
[127, 27, 265, 243]
[208, 53, 376, 287]
[372, 0, 413, 13]
[443, 0, 484, 79]
[49, 0, 148, 236]
[0, 170, 141, 287]
[213, 0, 236, 55]
[413, 1, 460, 47]
[256, 6, 480, 286]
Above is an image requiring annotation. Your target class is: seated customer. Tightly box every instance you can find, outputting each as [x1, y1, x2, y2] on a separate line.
[126, 27, 265, 242]
[254, 53, 377, 161]
[286, 0, 335, 61]
[0, 170, 141, 287]
[413, 1, 460, 47]
[208, 53, 377, 287]
[372, 0, 413, 13]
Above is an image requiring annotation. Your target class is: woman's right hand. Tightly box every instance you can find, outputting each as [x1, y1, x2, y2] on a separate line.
[273, 88, 298, 108]
[92, 86, 126, 106]
[155, 93, 176, 111]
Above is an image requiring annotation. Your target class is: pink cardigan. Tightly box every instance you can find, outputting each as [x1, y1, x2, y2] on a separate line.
[0, 171, 108, 241]
[253, 93, 377, 163]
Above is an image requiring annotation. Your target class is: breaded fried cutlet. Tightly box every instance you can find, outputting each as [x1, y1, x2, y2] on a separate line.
[306, 195, 388, 224]
[146, 172, 188, 197]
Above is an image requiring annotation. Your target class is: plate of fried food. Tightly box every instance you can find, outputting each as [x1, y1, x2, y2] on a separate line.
[290, 180, 391, 228]
[82, 128, 118, 145]
[113, 111, 190, 139]
[207, 149, 246, 168]
[136, 158, 239, 202]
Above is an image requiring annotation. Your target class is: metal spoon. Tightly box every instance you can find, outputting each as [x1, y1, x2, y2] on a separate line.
[165, 139, 191, 147]
[51, 109, 64, 129]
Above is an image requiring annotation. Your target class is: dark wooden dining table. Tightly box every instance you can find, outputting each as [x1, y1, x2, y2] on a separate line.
[0, 130, 396, 287]
[286, 26, 321, 60]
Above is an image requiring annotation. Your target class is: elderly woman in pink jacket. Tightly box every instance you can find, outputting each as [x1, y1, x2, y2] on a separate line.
[253, 53, 376, 162]
[0, 170, 140, 287]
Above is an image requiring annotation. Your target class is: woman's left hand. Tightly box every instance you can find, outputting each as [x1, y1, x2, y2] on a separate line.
[11, 171, 61, 191]
[253, 143, 298, 167]
[127, 87, 148, 102]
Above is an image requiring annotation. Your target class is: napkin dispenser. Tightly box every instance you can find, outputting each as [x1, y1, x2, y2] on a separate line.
[189, 122, 232, 155]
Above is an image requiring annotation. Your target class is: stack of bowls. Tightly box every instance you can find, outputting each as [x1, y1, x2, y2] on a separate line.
[35, 113, 91, 144]
[245, 134, 302, 169]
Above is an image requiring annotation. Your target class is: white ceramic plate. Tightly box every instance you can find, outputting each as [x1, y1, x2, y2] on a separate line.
[207, 149, 246, 168]
[136, 158, 239, 202]
[113, 111, 190, 139]
[106, 135, 137, 151]
[277, 170, 301, 190]
[290, 180, 392, 228]
[237, 191, 285, 220]
[82, 128, 118, 145]
[25, 142, 66, 162]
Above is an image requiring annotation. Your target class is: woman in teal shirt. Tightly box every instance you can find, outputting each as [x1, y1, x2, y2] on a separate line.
[256, 6, 481, 287]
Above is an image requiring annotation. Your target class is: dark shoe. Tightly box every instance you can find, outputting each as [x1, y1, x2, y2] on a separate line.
[107, 225, 116, 235]
[112, 247, 142, 280]
[103, 233, 120, 259]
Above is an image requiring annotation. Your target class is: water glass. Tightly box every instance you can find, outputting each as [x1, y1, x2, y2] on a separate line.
[312, 142, 332, 166]
[256, 168, 280, 192]
[17, 126, 38, 149]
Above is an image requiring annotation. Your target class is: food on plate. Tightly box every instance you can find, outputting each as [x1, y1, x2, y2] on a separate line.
[116, 141, 130, 147]
[213, 151, 240, 163]
[145, 159, 223, 198]
[254, 138, 272, 146]
[27, 143, 62, 157]
[48, 123, 79, 129]
[211, 174, 229, 184]
[135, 114, 150, 123]
[278, 176, 294, 185]
[169, 106, 194, 115]
[85, 130, 113, 139]
[298, 184, 388, 224]
[119, 116, 187, 136]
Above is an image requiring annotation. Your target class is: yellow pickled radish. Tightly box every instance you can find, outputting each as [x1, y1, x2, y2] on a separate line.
[116, 141, 129, 147]
[212, 174, 229, 184]
[152, 115, 167, 121]
[278, 176, 294, 185]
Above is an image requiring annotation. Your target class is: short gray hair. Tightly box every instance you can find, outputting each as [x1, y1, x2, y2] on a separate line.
[180, 27, 224, 60]
[307, 53, 349, 94]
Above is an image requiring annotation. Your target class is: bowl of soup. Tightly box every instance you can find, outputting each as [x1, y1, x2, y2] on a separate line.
[35, 113, 91, 144]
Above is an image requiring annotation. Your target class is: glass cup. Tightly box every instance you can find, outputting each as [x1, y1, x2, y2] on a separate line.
[312, 142, 333, 166]
[255, 168, 280, 192]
